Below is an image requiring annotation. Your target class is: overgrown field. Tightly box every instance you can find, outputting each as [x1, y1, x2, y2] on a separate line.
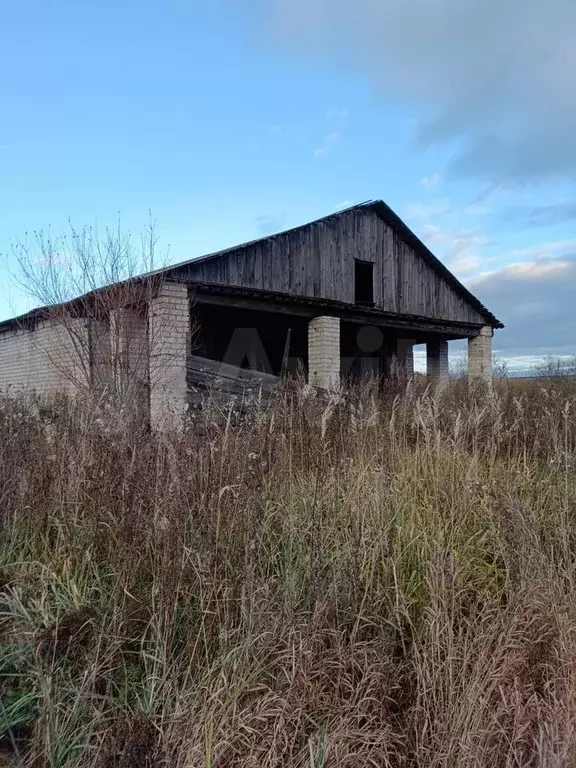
[3, 378, 576, 767]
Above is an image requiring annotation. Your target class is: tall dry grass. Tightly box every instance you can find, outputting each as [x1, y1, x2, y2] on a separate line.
[2, 378, 576, 767]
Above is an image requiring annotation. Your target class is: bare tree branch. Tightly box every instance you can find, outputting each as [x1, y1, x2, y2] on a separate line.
[10, 218, 196, 417]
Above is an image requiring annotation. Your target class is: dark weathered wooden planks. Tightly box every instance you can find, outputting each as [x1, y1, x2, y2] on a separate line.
[187, 354, 278, 396]
[183, 209, 486, 325]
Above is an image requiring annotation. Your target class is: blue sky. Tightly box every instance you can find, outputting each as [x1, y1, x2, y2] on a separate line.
[2, 0, 576, 373]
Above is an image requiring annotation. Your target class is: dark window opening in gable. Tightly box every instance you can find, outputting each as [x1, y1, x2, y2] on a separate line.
[354, 259, 374, 306]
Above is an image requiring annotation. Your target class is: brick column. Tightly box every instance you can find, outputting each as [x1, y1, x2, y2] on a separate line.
[468, 326, 492, 384]
[308, 316, 340, 390]
[427, 341, 449, 385]
[148, 281, 190, 430]
[396, 338, 415, 378]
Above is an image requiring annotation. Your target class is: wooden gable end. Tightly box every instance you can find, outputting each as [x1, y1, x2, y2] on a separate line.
[178, 208, 487, 325]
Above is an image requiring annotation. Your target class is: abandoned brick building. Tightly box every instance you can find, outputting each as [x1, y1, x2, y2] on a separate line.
[0, 201, 502, 428]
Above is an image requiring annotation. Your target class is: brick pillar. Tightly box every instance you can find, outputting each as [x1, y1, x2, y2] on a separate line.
[396, 338, 415, 378]
[427, 340, 449, 384]
[468, 326, 492, 384]
[308, 316, 340, 390]
[148, 281, 190, 430]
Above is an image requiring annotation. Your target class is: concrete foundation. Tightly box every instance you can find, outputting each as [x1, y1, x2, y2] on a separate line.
[308, 316, 340, 389]
[427, 341, 449, 384]
[468, 326, 492, 384]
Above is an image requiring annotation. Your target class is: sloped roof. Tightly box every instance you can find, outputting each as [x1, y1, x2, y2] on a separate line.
[161, 200, 502, 329]
[0, 199, 503, 332]
[366, 201, 502, 329]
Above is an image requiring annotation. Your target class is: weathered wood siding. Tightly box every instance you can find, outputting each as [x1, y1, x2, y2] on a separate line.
[179, 209, 485, 324]
[188, 354, 278, 396]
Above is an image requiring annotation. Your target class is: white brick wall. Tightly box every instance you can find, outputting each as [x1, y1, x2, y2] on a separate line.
[109, 307, 148, 405]
[468, 326, 492, 384]
[148, 281, 190, 429]
[308, 316, 340, 389]
[0, 282, 191, 429]
[90, 318, 112, 393]
[427, 340, 449, 384]
[0, 317, 90, 395]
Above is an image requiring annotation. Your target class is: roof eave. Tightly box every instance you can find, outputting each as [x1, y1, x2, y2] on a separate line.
[364, 200, 503, 330]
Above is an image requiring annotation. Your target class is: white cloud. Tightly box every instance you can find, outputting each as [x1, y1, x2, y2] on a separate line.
[448, 255, 482, 276]
[467, 248, 576, 356]
[404, 200, 452, 220]
[422, 223, 489, 276]
[314, 131, 340, 158]
[497, 240, 576, 264]
[335, 200, 354, 210]
[268, 0, 576, 184]
[497, 260, 570, 279]
[420, 173, 443, 188]
[402, 197, 493, 276]
[413, 346, 426, 373]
